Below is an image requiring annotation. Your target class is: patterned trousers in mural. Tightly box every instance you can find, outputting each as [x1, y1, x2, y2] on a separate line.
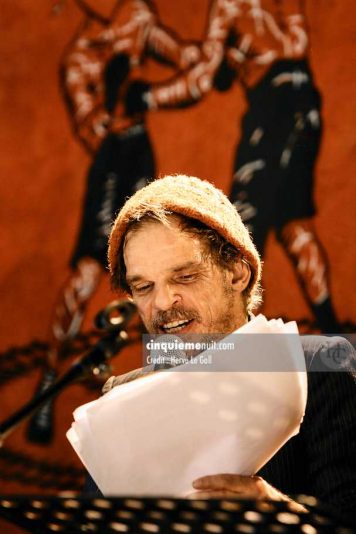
[230, 60, 321, 255]
[71, 125, 155, 268]
[230, 60, 339, 332]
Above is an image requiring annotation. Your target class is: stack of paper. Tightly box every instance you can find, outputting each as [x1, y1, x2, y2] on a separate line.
[67, 315, 307, 496]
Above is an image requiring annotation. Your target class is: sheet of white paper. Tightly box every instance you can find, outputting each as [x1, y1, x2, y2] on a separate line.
[67, 315, 307, 496]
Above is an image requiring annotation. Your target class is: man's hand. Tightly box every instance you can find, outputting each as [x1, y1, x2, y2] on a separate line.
[188, 474, 283, 500]
[187, 474, 307, 512]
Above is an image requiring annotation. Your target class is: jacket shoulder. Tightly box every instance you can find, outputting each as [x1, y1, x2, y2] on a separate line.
[301, 335, 356, 372]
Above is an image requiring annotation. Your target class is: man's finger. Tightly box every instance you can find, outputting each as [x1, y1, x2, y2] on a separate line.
[186, 490, 239, 499]
[193, 474, 263, 492]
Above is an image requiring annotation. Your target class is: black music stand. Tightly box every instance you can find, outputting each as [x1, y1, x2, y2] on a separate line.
[0, 495, 354, 533]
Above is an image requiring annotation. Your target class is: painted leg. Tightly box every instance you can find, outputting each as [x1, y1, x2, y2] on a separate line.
[27, 258, 103, 444]
[49, 258, 103, 357]
[279, 219, 339, 333]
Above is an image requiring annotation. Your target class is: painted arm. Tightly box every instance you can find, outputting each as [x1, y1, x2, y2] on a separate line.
[125, 0, 236, 113]
[146, 23, 200, 70]
[282, 0, 308, 55]
[61, 21, 112, 154]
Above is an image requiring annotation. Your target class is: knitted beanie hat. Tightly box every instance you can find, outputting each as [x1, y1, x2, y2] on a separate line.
[108, 174, 261, 291]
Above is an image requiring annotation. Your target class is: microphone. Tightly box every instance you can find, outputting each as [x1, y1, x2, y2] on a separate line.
[102, 334, 187, 394]
[94, 300, 137, 331]
[26, 300, 137, 445]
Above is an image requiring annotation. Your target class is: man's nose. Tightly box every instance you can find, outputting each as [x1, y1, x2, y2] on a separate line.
[152, 284, 181, 311]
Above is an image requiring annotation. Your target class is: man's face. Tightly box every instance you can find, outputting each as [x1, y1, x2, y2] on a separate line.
[123, 219, 247, 335]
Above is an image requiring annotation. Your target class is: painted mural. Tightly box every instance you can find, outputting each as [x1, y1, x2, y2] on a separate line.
[0, 0, 355, 507]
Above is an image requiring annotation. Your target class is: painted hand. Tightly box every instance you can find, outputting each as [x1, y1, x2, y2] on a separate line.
[78, 108, 111, 154]
[180, 43, 201, 68]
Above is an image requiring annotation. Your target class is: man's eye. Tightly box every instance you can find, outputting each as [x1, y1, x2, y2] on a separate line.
[133, 284, 151, 294]
[177, 273, 196, 282]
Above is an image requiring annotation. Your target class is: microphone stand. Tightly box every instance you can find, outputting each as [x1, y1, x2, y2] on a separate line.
[0, 300, 136, 447]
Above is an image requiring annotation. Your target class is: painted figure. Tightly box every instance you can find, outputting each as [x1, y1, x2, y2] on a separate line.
[28, 0, 198, 443]
[126, 0, 339, 333]
[55, 0, 198, 350]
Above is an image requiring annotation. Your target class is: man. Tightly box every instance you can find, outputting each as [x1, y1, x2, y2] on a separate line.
[100, 174, 355, 519]
[125, 0, 339, 333]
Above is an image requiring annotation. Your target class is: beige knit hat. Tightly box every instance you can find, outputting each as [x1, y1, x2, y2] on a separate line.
[108, 174, 261, 295]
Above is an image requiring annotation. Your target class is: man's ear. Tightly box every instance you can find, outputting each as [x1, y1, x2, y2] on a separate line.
[230, 259, 251, 293]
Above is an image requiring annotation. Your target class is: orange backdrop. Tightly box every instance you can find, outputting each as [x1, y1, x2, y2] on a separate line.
[0, 0, 355, 507]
